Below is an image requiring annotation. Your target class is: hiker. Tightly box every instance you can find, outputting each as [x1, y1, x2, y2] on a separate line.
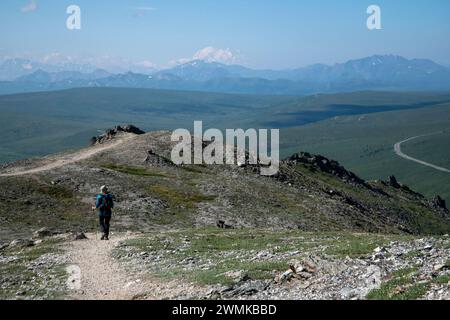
[92, 185, 114, 240]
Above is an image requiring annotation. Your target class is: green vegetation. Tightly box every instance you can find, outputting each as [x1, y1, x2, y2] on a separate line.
[433, 274, 450, 284]
[116, 228, 413, 286]
[2, 87, 449, 209]
[294, 163, 450, 235]
[0, 239, 67, 300]
[1, 89, 449, 237]
[0, 176, 95, 240]
[366, 267, 430, 300]
[147, 184, 216, 209]
[0, 87, 293, 163]
[102, 164, 170, 178]
[402, 130, 450, 169]
[281, 102, 450, 205]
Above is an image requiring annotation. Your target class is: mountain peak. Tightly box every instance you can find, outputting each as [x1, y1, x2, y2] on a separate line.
[2, 54, 450, 94]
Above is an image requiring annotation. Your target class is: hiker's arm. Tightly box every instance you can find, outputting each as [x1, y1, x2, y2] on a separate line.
[95, 196, 101, 209]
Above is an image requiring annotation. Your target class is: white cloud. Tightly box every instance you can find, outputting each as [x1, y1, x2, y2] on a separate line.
[193, 47, 237, 64]
[168, 58, 191, 67]
[169, 47, 239, 67]
[21, 0, 37, 13]
[134, 60, 157, 69]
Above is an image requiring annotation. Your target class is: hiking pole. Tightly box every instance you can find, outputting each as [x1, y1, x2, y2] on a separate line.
[91, 206, 97, 240]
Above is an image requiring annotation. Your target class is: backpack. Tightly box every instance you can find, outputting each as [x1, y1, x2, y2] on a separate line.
[99, 194, 113, 210]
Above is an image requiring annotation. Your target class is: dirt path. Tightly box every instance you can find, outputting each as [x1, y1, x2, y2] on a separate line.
[67, 233, 154, 300]
[394, 131, 450, 174]
[66, 232, 202, 300]
[0, 135, 132, 177]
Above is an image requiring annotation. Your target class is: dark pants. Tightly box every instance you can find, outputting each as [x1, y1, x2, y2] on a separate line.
[99, 216, 111, 236]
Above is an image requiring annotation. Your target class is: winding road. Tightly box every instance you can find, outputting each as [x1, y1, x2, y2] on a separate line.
[393, 131, 450, 174]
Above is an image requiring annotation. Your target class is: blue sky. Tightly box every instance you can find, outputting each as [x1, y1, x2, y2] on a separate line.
[0, 0, 449, 70]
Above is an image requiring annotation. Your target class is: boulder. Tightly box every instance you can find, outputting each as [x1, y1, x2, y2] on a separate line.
[221, 280, 270, 297]
[216, 220, 233, 229]
[144, 150, 174, 166]
[432, 196, 447, 211]
[119, 125, 146, 135]
[388, 175, 401, 189]
[33, 227, 53, 239]
[9, 239, 35, 248]
[223, 270, 250, 283]
[74, 232, 88, 240]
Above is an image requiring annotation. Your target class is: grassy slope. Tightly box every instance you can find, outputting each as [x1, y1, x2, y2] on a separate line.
[280, 103, 450, 203]
[0, 238, 67, 299]
[1, 88, 450, 163]
[2, 151, 449, 241]
[0, 88, 294, 163]
[113, 228, 414, 286]
[401, 130, 450, 168]
[1, 87, 449, 213]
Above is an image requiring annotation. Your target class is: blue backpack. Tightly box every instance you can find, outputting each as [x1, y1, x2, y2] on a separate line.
[98, 194, 113, 210]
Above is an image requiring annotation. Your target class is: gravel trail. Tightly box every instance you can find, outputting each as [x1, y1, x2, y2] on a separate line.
[394, 131, 450, 174]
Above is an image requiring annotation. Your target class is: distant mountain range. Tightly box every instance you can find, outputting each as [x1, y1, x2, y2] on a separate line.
[1, 55, 450, 95]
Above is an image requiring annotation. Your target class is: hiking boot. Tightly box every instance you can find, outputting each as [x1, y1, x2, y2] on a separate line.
[104, 235, 109, 241]
[100, 234, 105, 240]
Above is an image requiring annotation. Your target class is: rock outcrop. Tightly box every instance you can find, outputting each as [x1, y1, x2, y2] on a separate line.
[90, 125, 145, 145]
[388, 175, 401, 189]
[432, 195, 448, 212]
[285, 152, 365, 184]
[33, 228, 53, 239]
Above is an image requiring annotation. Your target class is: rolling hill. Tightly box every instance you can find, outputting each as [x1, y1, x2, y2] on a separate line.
[1, 87, 449, 209]
[1, 129, 449, 240]
[1, 88, 450, 164]
[280, 102, 450, 204]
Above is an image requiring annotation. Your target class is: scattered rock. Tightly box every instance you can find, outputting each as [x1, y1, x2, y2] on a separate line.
[297, 271, 313, 279]
[285, 152, 365, 185]
[221, 280, 270, 297]
[302, 258, 318, 274]
[289, 261, 305, 273]
[275, 259, 317, 284]
[9, 239, 35, 248]
[278, 269, 295, 283]
[374, 246, 387, 253]
[74, 232, 88, 240]
[223, 270, 249, 282]
[298, 281, 311, 289]
[433, 264, 447, 272]
[340, 287, 362, 299]
[144, 150, 174, 166]
[216, 220, 233, 229]
[33, 227, 53, 239]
